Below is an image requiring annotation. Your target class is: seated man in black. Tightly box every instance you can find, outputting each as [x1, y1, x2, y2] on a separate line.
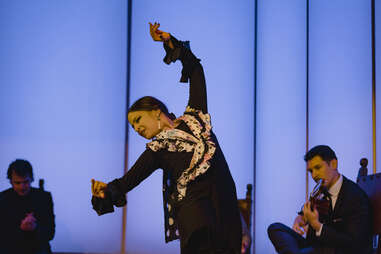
[0, 159, 55, 254]
[268, 145, 372, 254]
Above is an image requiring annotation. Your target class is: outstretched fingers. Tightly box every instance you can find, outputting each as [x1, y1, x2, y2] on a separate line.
[91, 179, 107, 198]
[149, 21, 168, 41]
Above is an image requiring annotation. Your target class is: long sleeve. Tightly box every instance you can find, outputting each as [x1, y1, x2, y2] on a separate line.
[109, 149, 160, 194]
[92, 149, 160, 215]
[163, 36, 208, 113]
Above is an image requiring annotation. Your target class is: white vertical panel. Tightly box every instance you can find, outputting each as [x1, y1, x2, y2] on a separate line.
[376, 0, 381, 173]
[256, 1, 306, 253]
[0, 1, 127, 252]
[127, 0, 254, 253]
[309, 0, 372, 182]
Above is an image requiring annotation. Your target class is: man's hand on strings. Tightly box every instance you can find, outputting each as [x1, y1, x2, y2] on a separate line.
[292, 214, 308, 236]
[302, 201, 322, 231]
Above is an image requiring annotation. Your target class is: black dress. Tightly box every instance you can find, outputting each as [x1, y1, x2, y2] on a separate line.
[93, 36, 242, 254]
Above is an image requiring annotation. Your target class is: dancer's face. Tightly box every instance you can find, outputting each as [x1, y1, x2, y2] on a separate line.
[128, 110, 161, 139]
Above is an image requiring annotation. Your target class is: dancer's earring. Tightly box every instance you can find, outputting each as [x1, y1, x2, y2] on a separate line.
[157, 113, 161, 130]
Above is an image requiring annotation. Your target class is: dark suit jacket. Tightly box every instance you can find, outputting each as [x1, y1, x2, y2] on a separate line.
[307, 176, 373, 254]
[0, 187, 55, 254]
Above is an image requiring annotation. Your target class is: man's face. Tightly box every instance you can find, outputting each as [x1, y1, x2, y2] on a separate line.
[307, 155, 338, 189]
[11, 172, 32, 196]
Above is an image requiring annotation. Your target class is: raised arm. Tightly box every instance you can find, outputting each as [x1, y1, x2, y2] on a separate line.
[149, 22, 208, 113]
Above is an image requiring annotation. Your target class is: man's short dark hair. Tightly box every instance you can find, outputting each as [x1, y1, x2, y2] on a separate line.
[7, 159, 34, 181]
[304, 145, 337, 163]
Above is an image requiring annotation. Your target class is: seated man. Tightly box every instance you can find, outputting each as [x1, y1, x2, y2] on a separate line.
[268, 145, 372, 254]
[0, 159, 55, 254]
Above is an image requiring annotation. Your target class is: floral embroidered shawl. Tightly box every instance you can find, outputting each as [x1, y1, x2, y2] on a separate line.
[146, 106, 216, 201]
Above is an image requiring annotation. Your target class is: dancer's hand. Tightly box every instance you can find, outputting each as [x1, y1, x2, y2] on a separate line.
[149, 22, 171, 42]
[91, 179, 107, 198]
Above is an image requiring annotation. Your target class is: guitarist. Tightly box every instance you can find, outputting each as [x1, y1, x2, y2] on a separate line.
[267, 145, 372, 254]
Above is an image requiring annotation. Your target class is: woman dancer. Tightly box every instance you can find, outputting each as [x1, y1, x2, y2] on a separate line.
[92, 22, 242, 254]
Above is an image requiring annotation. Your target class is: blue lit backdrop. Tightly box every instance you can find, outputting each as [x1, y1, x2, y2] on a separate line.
[308, 0, 373, 182]
[256, 0, 307, 252]
[376, 0, 381, 172]
[0, 1, 380, 254]
[0, 1, 127, 252]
